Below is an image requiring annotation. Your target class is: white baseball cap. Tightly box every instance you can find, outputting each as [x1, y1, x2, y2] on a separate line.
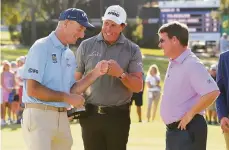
[102, 5, 127, 25]
[210, 64, 217, 71]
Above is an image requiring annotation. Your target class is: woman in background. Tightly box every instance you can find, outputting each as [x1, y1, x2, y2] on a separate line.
[146, 64, 161, 122]
[1, 61, 15, 125]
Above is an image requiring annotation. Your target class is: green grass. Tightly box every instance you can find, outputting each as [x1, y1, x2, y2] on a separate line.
[141, 48, 164, 56]
[1, 120, 226, 150]
[1, 31, 11, 40]
[1, 48, 28, 61]
[0, 31, 20, 45]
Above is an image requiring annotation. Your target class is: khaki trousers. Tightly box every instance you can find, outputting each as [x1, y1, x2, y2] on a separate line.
[22, 108, 73, 150]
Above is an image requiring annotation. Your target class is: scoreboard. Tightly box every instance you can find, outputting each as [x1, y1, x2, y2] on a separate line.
[161, 8, 220, 33]
[159, 5, 221, 41]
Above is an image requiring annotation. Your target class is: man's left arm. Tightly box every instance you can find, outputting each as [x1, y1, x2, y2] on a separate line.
[178, 62, 220, 130]
[107, 46, 143, 93]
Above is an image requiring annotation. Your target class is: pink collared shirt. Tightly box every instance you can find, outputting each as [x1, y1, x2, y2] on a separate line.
[160, 49, 219, 124]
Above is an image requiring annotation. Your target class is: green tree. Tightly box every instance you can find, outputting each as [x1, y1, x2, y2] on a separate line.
[211, 0, 229, 34]
[1, 0, 23, 41]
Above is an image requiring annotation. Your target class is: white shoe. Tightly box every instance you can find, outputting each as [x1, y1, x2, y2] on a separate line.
[7, 118, 13, 124]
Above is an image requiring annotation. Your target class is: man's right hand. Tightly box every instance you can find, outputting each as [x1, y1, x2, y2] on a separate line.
[94, 60, 109, 77]
[64, 93, 85, 108]
[220, 117, 229, 133]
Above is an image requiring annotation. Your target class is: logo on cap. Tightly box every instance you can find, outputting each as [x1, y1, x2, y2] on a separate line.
[107, 10, 120, 17]
[82, 12, 86, 17]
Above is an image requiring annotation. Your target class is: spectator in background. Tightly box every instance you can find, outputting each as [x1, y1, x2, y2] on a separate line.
[130, 74, 145, 122]
[218, 33, 229, 53]
[145, 64, 161, 122]
[206, 64, 218, 125]
[15, 56, 26, 124]
[16, 56, 25, 102]
[216, 50, 229, 150]
[1, 61, 15, 125]
[10, 61, 19, 124]
[10, 61, 17, 74]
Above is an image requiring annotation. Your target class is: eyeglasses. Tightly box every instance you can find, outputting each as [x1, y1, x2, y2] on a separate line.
[159, 39, 165, 43]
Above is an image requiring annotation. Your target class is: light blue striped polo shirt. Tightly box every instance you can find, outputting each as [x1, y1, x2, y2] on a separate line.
[22, 31, 76, 108]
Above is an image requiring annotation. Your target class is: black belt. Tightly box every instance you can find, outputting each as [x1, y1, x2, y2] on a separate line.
[166, 121, 181, 130]
[86, 103, 129, 115]
[166, 114, 202, 130]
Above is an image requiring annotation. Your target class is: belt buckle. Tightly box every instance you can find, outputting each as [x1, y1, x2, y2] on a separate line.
[97, 106, 106, 114]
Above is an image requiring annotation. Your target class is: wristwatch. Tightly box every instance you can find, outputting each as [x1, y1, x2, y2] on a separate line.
[119, 72, 127, 79]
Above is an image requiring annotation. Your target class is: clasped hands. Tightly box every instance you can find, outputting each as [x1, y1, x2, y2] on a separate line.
[67, 60, 124, 109]
[94, 60, 124, 78]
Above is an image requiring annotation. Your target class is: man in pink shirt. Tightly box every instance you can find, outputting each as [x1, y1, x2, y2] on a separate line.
[158, 21, 220, 150]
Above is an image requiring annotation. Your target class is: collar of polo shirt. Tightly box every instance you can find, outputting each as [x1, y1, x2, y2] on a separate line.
[170, 49, 191, 64]
[49, 31, 69, 50]
[96, 32, 125, 44]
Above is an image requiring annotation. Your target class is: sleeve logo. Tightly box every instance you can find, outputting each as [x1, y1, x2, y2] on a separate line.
[207, 79, 213, 84]
[28, 68, 38, 74]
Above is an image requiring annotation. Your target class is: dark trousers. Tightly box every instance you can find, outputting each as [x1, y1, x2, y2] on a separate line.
[166, 114, 207, 150]
[79, 106, 130, 150]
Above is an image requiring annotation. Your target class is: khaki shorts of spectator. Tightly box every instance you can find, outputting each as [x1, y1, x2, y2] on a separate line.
[21, 108, 73, 150]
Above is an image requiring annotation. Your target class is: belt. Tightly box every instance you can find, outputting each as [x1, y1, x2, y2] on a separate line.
[24, 103, 67, 112]
[166, 114, 202, 130]
[166, 121, 181, 130]
[86, 103, 129, 115]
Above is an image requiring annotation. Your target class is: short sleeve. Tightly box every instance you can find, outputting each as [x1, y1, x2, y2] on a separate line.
[156, 75, 161, 81]
[188, 62, 219, 96]
[22, 41, 47, 83]
[128, 45, 143, 73]
[145, 75, 150, 82]
[75, 42, 85, 73]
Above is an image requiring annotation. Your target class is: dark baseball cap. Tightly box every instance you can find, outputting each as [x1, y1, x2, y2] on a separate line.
[59, 8, 94, 28]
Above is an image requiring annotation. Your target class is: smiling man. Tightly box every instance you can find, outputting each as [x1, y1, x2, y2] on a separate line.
[75, 5, 143, 150]
[158, 21, 220, 150]
[21, 8, 109, 150]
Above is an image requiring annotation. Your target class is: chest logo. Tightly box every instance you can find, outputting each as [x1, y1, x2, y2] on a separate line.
[52, 54, 57, 63]
[89, 51, 102, 57]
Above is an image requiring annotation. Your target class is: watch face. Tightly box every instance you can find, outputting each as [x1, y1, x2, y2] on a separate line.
[121, 72, 126, 78]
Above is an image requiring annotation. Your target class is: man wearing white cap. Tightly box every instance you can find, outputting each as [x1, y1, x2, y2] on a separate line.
[75, 5, 143, 150]
[219, 33, 229, 53]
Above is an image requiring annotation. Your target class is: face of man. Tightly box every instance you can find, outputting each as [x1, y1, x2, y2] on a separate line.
[158, 32, 183, 59]
[210, 69, 217, 77]
[63, 20, 86, 44]
[101, 20, 125, 44]
[158, 32, 175, 58]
